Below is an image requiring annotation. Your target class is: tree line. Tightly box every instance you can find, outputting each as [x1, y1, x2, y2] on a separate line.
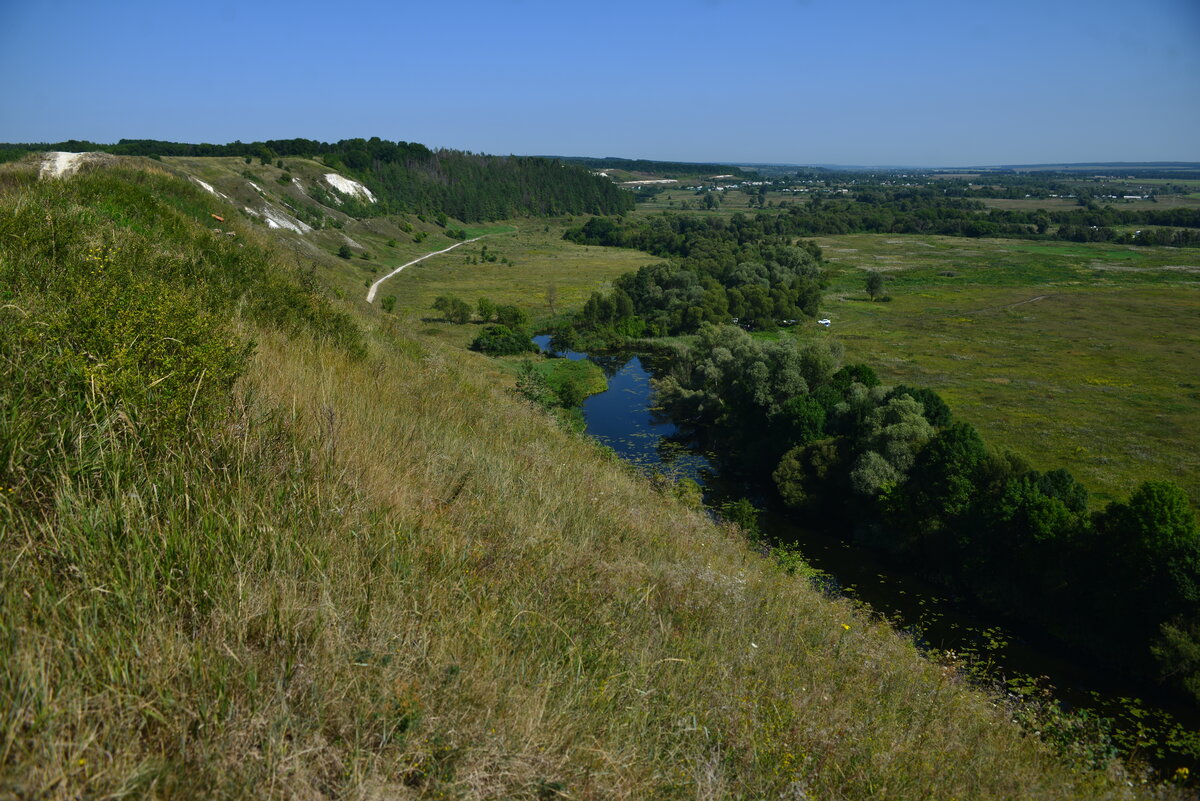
[563, 215, 825, 340]
[567, 190, 1200, 253]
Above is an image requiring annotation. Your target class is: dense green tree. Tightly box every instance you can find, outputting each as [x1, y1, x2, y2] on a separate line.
[470, 325, 537, 355]
[719, 498, 761, 539]
[548, 325, 579, 354]
[865, 270, 885, 300]
[1095, 480, 1200, 619]
[861, 394, 935, 476]
[774, 438, 846, 511]
[772, 395, 827, 448]
[886, 385, 952, 429]
[898, 421, 988, 536]
[654, 324, 811, 428]
[433, 294, 472, 324]
[850, 450, 901, 497]
[495, 304, 530, 330]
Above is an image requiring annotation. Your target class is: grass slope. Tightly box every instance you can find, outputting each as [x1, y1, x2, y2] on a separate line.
[0, 159, 1171, 799]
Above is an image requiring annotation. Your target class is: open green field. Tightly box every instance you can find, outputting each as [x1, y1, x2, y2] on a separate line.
[978, 197, 1083, 211]
[805, 233, 1200, 505]
[376, 222, 661, 347]
[634, 189, 811, 216]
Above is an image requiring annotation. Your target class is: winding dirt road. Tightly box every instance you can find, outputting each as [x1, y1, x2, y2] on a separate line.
[366, 237, 486, 303]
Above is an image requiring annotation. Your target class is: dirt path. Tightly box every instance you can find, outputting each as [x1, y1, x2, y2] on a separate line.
[366, 237, 485, 303]
[957, 294, 1052, 317]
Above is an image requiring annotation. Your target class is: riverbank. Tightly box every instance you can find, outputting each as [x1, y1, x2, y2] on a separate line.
[547, 335, 1200, 784]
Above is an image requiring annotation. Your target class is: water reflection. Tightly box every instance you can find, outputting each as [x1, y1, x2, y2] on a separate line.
[533, 335, 715, 484]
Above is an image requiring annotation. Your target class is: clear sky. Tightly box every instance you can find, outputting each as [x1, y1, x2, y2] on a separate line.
[2, 0, 1197, 166]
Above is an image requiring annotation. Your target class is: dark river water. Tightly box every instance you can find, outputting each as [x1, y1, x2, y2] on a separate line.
[533, 335, 1199, 781]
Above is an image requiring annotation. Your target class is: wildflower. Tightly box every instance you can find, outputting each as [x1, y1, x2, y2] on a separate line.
[842, 624, 851, 631]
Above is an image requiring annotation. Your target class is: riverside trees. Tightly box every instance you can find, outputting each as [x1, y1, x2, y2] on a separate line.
[650, 324, 1200, 705]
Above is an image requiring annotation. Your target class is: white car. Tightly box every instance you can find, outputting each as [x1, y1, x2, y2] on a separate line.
[817, 318, 831, 327]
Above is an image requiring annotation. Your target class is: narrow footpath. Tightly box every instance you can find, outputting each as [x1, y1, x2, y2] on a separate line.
[366, 237, 484, 303]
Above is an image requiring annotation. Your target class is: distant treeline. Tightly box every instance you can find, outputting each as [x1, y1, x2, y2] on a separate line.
[571, 188, 1200, 247]
[994, 164, 1200, 180]
[558, 156, 754, 179]
[0, 137, 634, 222]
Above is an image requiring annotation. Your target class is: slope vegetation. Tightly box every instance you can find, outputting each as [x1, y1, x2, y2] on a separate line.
[0, 159, 1168, 799]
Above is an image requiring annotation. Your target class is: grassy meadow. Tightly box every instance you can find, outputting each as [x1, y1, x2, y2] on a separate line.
[806, 233, 1200, 504]
[375, 223, 660, 348]
[979, 196, 1200, 211]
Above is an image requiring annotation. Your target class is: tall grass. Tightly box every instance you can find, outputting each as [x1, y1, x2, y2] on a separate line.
[0, 161, 1176, 799]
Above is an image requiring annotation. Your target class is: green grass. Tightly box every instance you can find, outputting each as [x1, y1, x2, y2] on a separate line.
[634, 189, 810, 216]
[530, 355, 606, 395]
[377, 223, 661, 347]
[980, 196, 1200, 211]
[978, 197, 1085, 211]
[462, 223, 517, 238]
[809, 233, 1200, 504]
[0, 158, 1180, 800]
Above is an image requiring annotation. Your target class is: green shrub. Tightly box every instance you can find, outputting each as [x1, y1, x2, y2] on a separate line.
[433, 294, 472, 324]
[470, 325, 536, 356]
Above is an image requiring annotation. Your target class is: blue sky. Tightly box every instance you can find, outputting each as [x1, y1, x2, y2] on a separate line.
[2, 0, 1197, 165]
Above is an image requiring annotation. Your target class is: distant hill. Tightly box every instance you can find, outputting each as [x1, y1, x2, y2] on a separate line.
[0, 138, 634, 221]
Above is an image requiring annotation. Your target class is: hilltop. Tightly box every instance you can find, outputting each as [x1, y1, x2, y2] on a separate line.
[0, 153, 1183, 799]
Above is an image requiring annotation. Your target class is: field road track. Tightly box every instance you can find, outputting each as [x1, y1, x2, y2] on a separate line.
[366, 236, 494, 303]
[955, 294, 1053, 317]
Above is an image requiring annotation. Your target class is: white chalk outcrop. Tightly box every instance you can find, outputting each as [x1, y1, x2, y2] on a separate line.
[40, 152, 88, 179]
[324, 173, 376, 203]
[190, 176, 231, 201]
[244, 203, 311, 234]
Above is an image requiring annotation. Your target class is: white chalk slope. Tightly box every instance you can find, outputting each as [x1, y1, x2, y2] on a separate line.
[324, 173, 376, 203]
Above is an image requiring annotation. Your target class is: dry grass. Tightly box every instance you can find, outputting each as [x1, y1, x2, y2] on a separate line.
[0, 160, 1174, 799]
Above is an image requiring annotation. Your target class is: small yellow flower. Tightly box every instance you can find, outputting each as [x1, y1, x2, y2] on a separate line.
[842, 624, 851, 631]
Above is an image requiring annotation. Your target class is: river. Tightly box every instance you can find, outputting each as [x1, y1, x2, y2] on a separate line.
[533, 335, 1200, 781]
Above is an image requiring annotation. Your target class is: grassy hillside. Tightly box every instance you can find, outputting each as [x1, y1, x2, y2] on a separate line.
[0, 159, 1175, 798]
[3, 138, 635, 222]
